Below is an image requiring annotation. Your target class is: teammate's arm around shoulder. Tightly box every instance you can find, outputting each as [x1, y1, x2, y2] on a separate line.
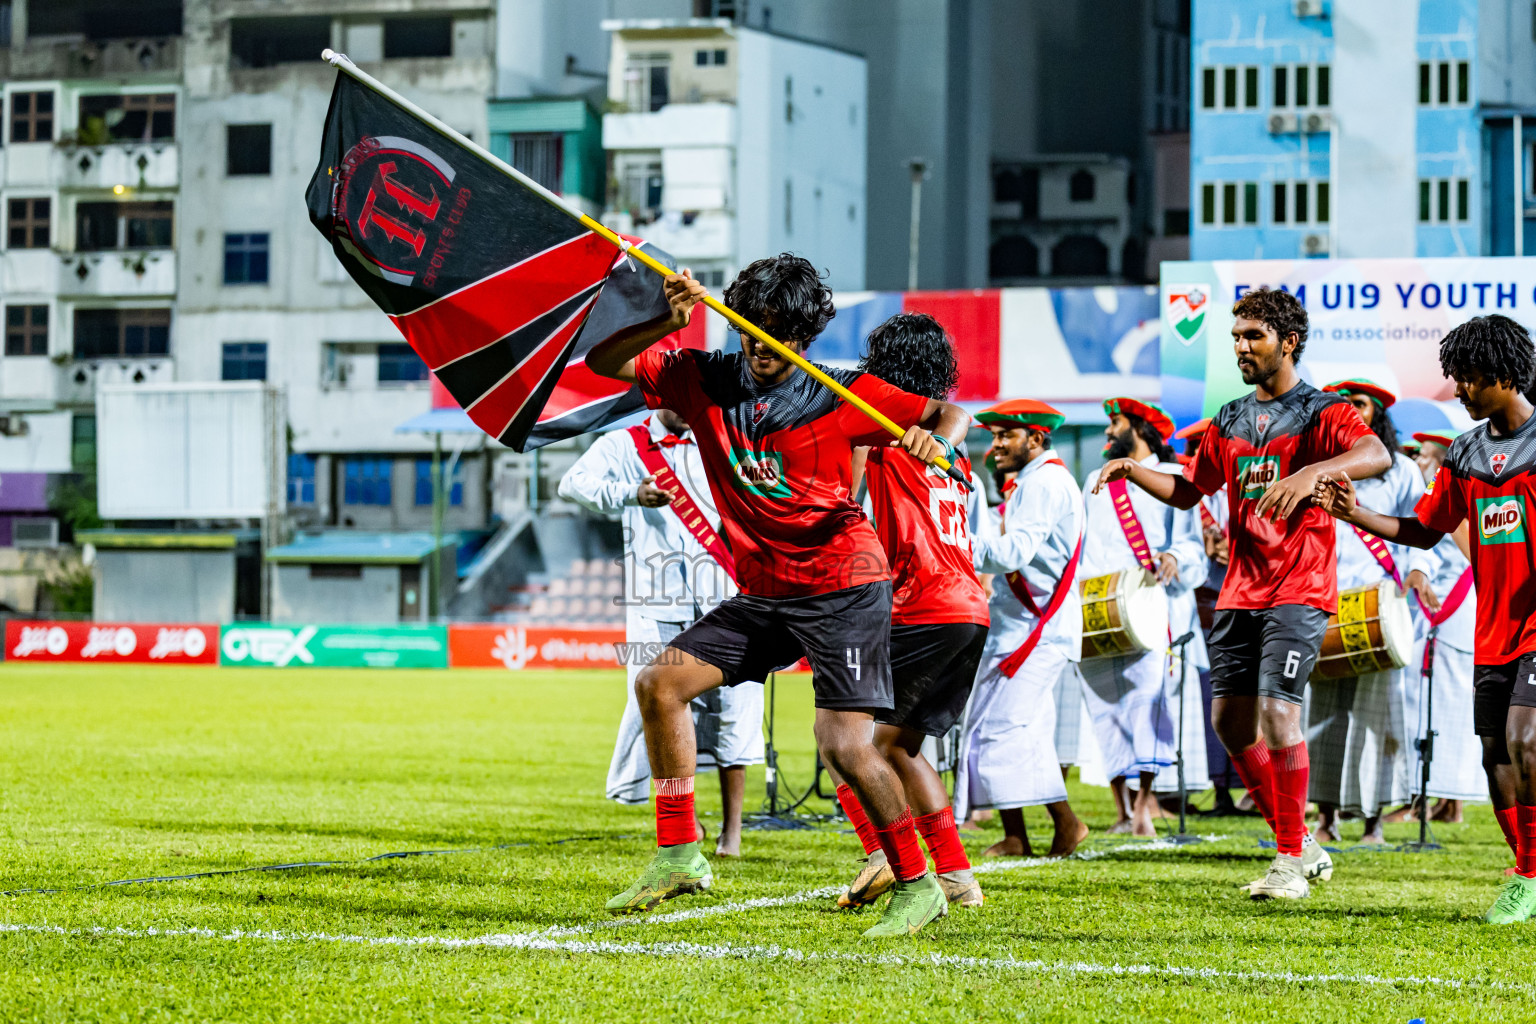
[587, 271, 708, 383]
[1093, 457, 1204, 509]
[1310, 470, 1445, 550]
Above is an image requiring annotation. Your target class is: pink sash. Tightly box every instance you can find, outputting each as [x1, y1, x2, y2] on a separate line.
[627, 425, 737, 582]
[1350, 524, 1402, 589]
[1108, 478, 1157, 573]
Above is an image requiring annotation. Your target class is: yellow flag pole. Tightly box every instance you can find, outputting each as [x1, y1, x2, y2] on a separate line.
[320, 50, 967, 487]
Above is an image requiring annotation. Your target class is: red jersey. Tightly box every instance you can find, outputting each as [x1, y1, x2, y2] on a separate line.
[1416, 418, 1536, 663]
[1184, 381, 1372, 613]
[864, 448, 990, 627]
[635, 347, 930, 598]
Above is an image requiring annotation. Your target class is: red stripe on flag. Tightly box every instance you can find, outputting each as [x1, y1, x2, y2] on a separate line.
[468, 294, 600, 438]
[538, 362, 630, 421]
[902, 290, 1000, 401]
[389, 233, 617, 370]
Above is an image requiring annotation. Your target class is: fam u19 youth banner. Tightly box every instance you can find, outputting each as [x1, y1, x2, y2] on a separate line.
[1159, 257, 1536, 430]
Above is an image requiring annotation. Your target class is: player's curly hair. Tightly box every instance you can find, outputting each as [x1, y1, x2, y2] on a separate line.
[1439, 314, 1536, 393]
[858, 313, 960, 400]
[1125, 412, 1178, 464]
[1232, 287, 1309, 362]
[722, 254, 836, 345]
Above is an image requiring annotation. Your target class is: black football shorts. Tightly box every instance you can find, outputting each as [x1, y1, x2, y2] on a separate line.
[1473, 653, 1536, 762]
[1207, 605, 1330, 705]
[670, 581, 894, 710]
[877, 622, 988, 736]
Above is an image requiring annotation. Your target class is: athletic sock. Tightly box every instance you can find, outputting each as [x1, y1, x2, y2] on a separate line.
[914, 807, 971, 874]
[1517, 805, 1536, 878]
[1497, 806, 1521, 857]
[873, 808, 929, 882]
[1228, 741, 1278, 834]
[654, 776, 698, 848]
[1269, 741, 1310, 858]
[835, 783, 883, 856]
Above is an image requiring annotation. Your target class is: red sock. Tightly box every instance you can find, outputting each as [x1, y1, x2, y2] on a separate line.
[1497, 806, 1520, 857]
[654, 777, 698, 847]
[1517, 805, 1536, 878]
[1228, 741, 1278, 834]
[836, 783, 881, 856]
[914, 807, 970, 874]
[1269, 741, 1310, 858]
[873, 808, 929, 882]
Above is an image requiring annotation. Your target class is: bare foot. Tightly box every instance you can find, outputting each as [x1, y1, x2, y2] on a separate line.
[958, 819, 984, 833]
[1106, 819, 1134, 835]
[1358, 831, 1385, 845]
[1131, 817, 1157, 838]
[1429, 800, 1464, 823]
[981, 835, 1031, 858]
[695, 816, 709, 844]
[1312, 823, 1341, 843]
[1507, 865, 1519, 876]
[714, 833, 741, 857]
[1382, 801, 1421, 824]
[1048, 818, 1090, 858]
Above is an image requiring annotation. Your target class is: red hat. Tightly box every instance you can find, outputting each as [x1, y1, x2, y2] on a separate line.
[1174, 417, 1211, 441]
[1412, 429, 1460, 448]
[976, 399, 1066, 432]
[1324, 378, 1396, 408]
[1103, 397, 1175, 441]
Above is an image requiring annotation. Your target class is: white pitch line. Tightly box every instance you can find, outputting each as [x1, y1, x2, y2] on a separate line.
[0, 921, 1521, 994]
[537, 886, 843, 937]
[973, 834, 1226, 875]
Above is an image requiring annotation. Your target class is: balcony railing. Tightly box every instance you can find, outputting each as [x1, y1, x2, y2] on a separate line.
[0, 37, 182, 80]
[57, 143, 178, 191]
[57, 358, 175, 405]
[57, 251, 176, 298]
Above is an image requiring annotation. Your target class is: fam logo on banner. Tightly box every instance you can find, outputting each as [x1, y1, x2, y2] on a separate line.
[6, 621, 217, 663]
[448, 624, 623, 670]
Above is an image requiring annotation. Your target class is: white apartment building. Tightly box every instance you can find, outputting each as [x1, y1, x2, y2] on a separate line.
[599, 18, 867, 292]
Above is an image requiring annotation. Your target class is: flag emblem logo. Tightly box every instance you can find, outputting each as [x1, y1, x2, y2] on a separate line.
[1492, 452, 1509, 476]
[1166, 286, 1208, 345]
[334, 135, 466, 287]
[1255, 412, 1270, 439]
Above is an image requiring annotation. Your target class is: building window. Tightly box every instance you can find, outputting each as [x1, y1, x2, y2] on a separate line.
[73, 308, 171, 359]
[1272, 64, 1331, 109]
[1419, 60, 1471, 106]
[76, 201, 173, 251]
[1203, 65, 1259, 110]
[343, 458, 393, 506]
[287, 453, 316, 505]
[229, 16, 331, 69]
[414, 458, 464, 506]
[71, 414, 96, 472]
[4, 305, 47, 356]
[224, 233, 270, 284]
[221, 341, 268, 381]
[10, 91, 53, 143]
[1419, 177, 1470, 222]
[377, 342, 428, 384]
[622, 52, 671, 112]
[383, 16, 453, 59]
[1273, 181, 1331, 226]
[511, 134, 562, 193]
[78, 93, 175, 144]
[227, 124, 272, 176]
[1199, 181, 1260, 227]
[1069, 169, 1096, 202]
[7, 197, 50, 248]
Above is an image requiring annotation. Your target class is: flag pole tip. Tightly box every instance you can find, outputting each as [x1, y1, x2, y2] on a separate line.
[321, 48, 337, 62]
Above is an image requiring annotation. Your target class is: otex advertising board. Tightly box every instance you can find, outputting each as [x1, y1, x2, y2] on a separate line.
[219, 624, 450, 669]
[1159, 257, 1536, 430]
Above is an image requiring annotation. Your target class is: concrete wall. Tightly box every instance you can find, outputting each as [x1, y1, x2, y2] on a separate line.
[270, 563, 405, 624]
[93, 548, 236, 622]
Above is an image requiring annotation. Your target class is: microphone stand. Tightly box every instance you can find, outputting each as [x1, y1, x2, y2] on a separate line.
[1168, 630, 1198, 840]
[1403, 627, 1443, 853]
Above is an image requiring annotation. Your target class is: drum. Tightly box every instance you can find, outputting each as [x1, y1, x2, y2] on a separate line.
[1312, 580, 1413, 680]
[1079, 569, 1168, 661]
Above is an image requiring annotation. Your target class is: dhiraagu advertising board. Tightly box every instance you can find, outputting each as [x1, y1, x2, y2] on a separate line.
[1159, 257, 1536, 430]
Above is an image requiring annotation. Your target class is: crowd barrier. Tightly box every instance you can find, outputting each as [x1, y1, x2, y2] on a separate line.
[4, 621, 626, 670]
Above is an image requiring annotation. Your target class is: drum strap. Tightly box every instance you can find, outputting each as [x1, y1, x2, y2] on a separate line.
[627, 424, 737, 583]
[1107, 478, 1157, 573]
[1198, 501, 1225, 536]
[1421, 567, 1473, 627]
[996, 455, 1083, 678]
[1349, 524, 1401, 589]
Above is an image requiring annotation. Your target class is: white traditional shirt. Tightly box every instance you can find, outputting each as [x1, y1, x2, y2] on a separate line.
[1081, 454, 1209, 664]
[972, 452, 1084, 659]
[557, 418, 735, 620]
[1334, 452, 1424, 591]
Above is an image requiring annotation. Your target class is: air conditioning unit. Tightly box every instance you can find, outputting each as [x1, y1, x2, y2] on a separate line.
[1302, 232, 1331, 257]
[1301, 111, 1334, 133]
[1294, 0, 1328, 17]
[0, 414, 28, 437]
[1268, 112, 1299, 135]
[12, 517, 58, 549]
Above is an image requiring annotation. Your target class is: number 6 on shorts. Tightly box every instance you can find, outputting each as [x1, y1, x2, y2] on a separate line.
[1283, 649, 1300, 679]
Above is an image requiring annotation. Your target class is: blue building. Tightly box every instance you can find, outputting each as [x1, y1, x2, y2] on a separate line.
[1191, 0, 1536, 260]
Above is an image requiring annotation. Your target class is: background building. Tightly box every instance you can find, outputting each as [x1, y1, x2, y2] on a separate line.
[1190, 0, 1536, 261]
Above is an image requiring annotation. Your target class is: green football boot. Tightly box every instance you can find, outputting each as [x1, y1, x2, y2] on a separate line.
[861, 872, 948, 938]
[1484, 874, 1536, 925]
[605, 842, 713, 915]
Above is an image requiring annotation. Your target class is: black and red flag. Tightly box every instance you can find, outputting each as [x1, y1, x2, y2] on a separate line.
[305, 70, 692, 450]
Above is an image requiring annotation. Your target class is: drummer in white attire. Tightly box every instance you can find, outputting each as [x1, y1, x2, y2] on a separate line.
[1079, 398, 1209, 836]
[1400, 428, 1483, 821]
[557, 408, 764, 857]
[954, 399, 1090, 859]
[1307, 380, 1423, 844]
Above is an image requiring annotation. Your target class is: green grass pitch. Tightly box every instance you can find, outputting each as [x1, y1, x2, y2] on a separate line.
[0, 663, 1529, 1022]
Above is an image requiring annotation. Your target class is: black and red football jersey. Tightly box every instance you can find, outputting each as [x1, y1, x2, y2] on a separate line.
[1184, 380, 1372, 613]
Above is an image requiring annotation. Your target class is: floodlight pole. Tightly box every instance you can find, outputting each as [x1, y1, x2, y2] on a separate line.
[907, 158, 926, 291]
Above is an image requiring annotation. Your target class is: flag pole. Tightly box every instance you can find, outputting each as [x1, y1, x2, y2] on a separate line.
[319, 50, 968, 487]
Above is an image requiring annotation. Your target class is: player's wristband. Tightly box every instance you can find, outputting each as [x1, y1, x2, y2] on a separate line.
[935, 434, 958, 466]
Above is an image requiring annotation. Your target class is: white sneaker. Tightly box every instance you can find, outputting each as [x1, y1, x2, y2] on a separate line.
[1248, 853, 1310, 900]
[1240, 836, 1332, 891]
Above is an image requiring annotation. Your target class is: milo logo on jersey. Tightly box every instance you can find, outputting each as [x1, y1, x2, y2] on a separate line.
[729, 449, 791, 498]
[1237, 455, 1282, 499]
[1476, 495, 1528, 544]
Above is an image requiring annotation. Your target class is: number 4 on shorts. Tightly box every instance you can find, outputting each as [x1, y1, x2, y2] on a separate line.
[845, 647, 862, 681]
